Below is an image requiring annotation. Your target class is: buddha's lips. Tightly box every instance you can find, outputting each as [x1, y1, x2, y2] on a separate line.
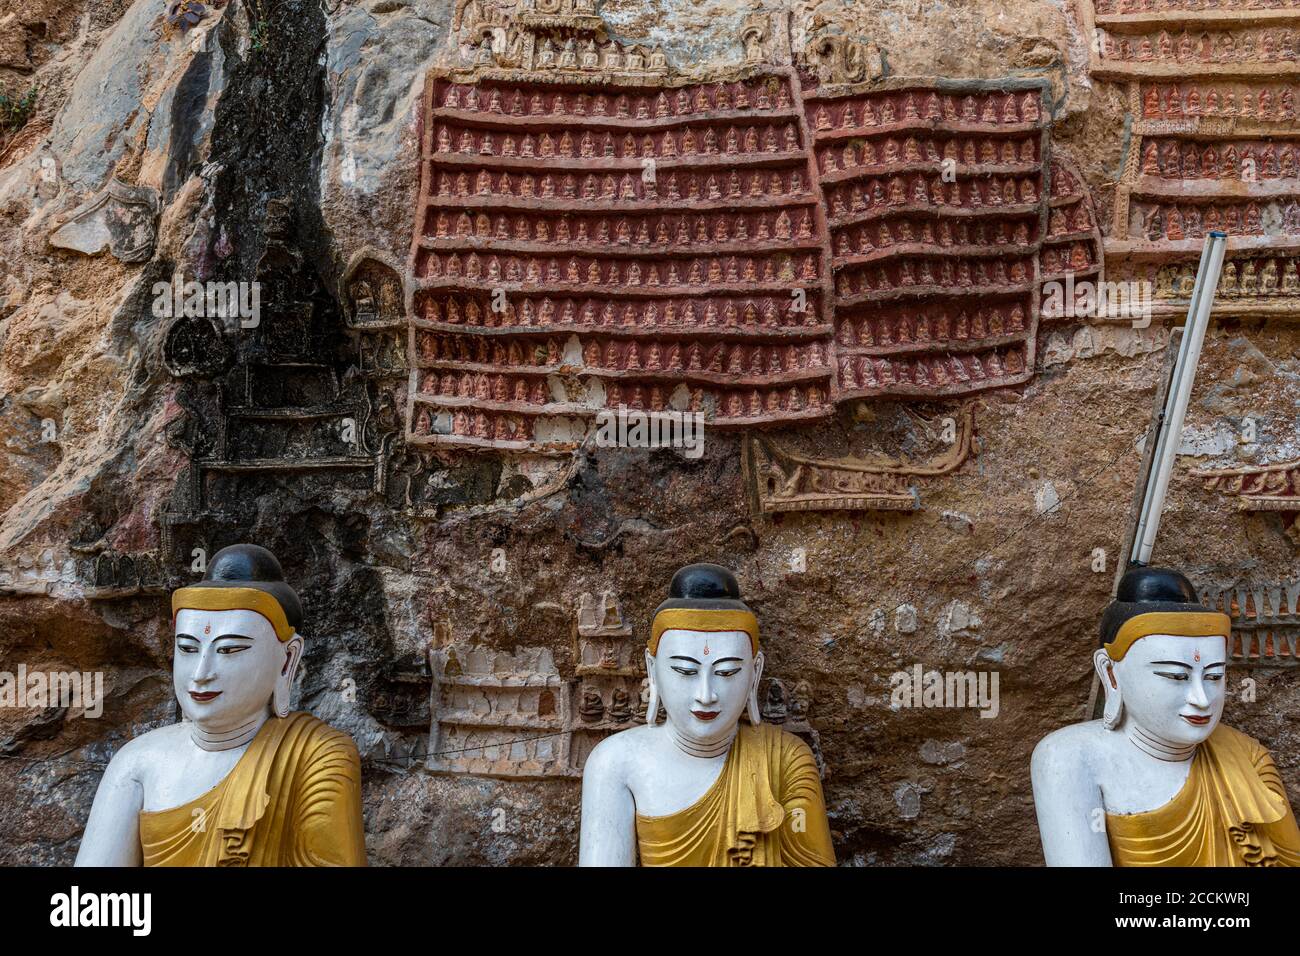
[1182, 714, 1212, 726]
[692, 710, 720, 721]
[189, 691, 222, 702]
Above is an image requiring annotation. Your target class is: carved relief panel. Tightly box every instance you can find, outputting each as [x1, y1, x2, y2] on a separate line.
[1078, 0, 1300, 320]
[805, 79, 1051, 398]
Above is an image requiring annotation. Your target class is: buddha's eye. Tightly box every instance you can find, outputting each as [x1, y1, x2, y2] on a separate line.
[1205, 673, 1224, 682]
[1154, 671, 1188, 681]
[670, 666, 698, 676]
[176, 642, 199, 654]
[217, 644, 252, 655]
[715, 668, 741, 678]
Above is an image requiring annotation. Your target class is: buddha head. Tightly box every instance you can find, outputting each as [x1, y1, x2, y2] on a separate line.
[645, 564, 764, 750]
[1094, 566, 1231, 746]
[171, 544, 304, 732]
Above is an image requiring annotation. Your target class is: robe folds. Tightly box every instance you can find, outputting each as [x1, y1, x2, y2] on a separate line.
[634, 722, 836, 866]
[1107, 724, 1300, 867]
[139, 712, 366, 867]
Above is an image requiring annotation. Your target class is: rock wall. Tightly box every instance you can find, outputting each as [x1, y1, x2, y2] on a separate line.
[0, 0, 1297, 866]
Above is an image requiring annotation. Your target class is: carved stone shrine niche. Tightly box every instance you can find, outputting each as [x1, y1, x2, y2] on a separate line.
[808, 79, 1051, 399]
[1191, 457, 1300, 544]
[161, 200, 386, 566]
[570, 591, 645, 767]
[426, 590, 644, 778]
[743, 402, 976, 514]
[428, 642, 570, 777]
[1078, 0, 1300, 320]
[48, 178, 160, 263]
[759, 676, 825, 774]
[1199, 579, 1300, 666]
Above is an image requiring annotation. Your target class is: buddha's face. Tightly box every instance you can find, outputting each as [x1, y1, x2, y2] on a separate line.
[174, 608, 289, 730]
[648, 629, 760, 745]
[1111, 633, 1227, 746]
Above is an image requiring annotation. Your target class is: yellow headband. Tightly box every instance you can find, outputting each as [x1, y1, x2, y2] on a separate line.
[172, 587, 297, 642]
[649, 608, 759, 656]
[1103, 611, 1230, 661]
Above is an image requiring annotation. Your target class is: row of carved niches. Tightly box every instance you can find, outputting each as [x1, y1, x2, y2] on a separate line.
[836, 343, 1029, 395]
[415, 344, 833, 391]
[1099, 29, 1300, 66]
[808, 90, 1043, 132]
[833, 254, 1036, 299]
[413, 293, 824, 333]
[1131, 198, 1298, 240]
[1041, 242, 1102, 277]
[436, 79, 795, 120]
[834, 299, 1032, 353]
[823, 174, 1043, 221]
[428, 644, 567, 777]
[1141, 138, 1300, 179]
[414, 378, 835, 419]
[1048, 204, 1101, 243]
[432, 122, 806, 160]
[1139, 82, 1298, 120]
[83, 551, 166, 599]
[423, 209, 824, 249]
[1146, 253, 1300, 300]
[1094, 0, 1300, 14]
[830, 217, 1038, 261]
[1200, 581, 1300, 666]
[413, 250, 822, 288]
[428, 165, 812, 204]
[816, 135, 1040, 177]
[408, 379, 837, 445]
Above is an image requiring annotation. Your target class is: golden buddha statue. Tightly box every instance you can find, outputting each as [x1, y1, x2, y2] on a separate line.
[76, 544, 366, 867]
[579, 563, 835, 866]
[1032, 565, 1300, 866]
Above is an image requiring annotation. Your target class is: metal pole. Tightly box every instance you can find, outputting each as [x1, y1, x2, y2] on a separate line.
[1129, 231, 1227, 566]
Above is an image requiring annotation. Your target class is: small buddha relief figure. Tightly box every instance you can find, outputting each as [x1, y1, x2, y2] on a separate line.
[1032, 566, 1300, 867]
[579, 564, 835, 867]
[75, 545, 366, 866]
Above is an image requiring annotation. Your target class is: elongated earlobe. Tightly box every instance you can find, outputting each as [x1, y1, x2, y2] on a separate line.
[1093, 648, 1122, 731]
[274, 636, 303, 719]
[747, 651, 765, 725]
[644, 649, 659, 725]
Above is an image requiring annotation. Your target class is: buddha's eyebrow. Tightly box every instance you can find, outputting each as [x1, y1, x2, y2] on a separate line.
[175, 632, 199, 640]
[669, 656, 701, 664]
[1150, 661, 1192, 668]
[712, 657, 744, 666]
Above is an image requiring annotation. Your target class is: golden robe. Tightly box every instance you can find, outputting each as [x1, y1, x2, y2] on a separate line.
[1107, 724, 1300, 867]
[140, 712, 366, 867]
[635, 723, 836, 867]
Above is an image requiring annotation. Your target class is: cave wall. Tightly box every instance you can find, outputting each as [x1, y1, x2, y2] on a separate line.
[0, 0, 1298, 866]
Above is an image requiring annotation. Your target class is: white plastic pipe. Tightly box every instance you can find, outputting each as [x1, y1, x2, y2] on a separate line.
[1130, 231, 1227, 565]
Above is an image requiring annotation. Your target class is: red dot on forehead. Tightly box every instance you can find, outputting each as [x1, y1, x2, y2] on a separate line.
[702, 642, 710, 656]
